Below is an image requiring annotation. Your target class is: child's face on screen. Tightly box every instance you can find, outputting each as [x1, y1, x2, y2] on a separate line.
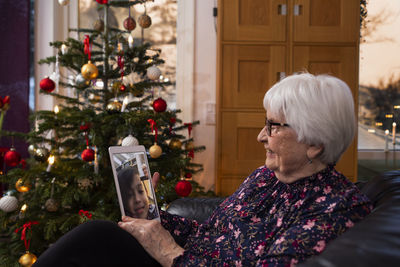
[127, 174, 149, 219]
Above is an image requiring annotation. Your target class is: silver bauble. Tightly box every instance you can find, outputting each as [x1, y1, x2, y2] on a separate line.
[45, 198, 59, 212]
[0, 195, 18, 212]
[146, 66, 161, 80]
[121, 135, 139, 146]
[34, 147, 49, 162]
[75, 74, 90, 89]
[28, 144, 37, 155]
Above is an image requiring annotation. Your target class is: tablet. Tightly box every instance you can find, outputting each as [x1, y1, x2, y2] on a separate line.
[109, 145, 160, 221]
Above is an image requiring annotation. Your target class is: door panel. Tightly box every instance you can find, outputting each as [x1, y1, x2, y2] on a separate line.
[218, 111, 266, 195]
[293, 0, 360, 42]
[222, 45, 286, 108]
[223, 0, 287, 42]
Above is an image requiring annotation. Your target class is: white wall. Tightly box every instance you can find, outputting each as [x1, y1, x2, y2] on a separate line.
[191, 0, 217, 191]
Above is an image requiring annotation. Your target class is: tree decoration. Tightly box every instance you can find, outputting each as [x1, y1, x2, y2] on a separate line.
[117, 51, 125, 92]
[121, 134, 139, 146]
[0, 195, 18, 212]
[80, 124, 95, 162]
[33, 147, 49, 162]
[149, 143, 162, 158]
[78, 178, 94, 190]
[123, 16, 136, 32]
[27, 144, 36, 156]
[82, 148, 95, 162]
[152, 97, 167, 113]
[184, 123, 195, 158]
[148, 119, 162, 158]
[58, 0, 70, 5]
[169, 138, 182, 150]
[39, 77, 56, 93]
[81, 35, 98, 80]
[4, 148, 21, 167]
[45, 178, 59, 212]
[45, 198, 59, 212]
[15, 178, 31, 193]
[18, 252, 37, 267]
[75, 73, 90, 89]
[175, 179, 192, 197]
[15, 221, 39, 267]
[78, 209, 93, 223]
[106, 99, 122, 111]
[147, 66, 161, 80]
[138, 14, 152, 28]
[96, 0, 108, 4]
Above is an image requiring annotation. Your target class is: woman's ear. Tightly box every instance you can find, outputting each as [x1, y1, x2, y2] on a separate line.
[307, 144, 324, 160]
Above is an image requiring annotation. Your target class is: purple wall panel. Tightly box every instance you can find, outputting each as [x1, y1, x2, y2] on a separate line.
[0, 0, 30, 162]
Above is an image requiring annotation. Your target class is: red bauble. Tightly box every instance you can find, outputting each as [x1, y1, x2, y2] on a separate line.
[120, 84, 126, 91]
[152, 98, 167, 112]
[175, 180, 192, 197]
[81, 148, 95, 162]
[123, 17, 136, 31]
[96, 0, 108, 4]
[40, 77, 56, 92]
[4, 148, 21, 167]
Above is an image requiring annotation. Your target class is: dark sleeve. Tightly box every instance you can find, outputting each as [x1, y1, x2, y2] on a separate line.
[160, 210, 200, 246]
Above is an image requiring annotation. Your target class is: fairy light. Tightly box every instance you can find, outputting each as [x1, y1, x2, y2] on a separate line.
[47, 155, 55, 172]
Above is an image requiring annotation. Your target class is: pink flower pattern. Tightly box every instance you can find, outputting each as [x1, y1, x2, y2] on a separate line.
[161, 165, 372, 267]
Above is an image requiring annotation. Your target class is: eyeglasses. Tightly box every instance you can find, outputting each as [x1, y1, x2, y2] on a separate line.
[265, 118, 289, 136]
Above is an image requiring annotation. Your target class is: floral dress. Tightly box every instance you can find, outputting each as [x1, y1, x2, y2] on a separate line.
[161, 165, 373, 266]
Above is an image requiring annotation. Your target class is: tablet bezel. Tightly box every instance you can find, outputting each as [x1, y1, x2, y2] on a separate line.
[108, 145, 160, 221]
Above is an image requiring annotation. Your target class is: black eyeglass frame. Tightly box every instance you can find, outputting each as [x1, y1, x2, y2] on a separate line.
[265, 118, 290, 136]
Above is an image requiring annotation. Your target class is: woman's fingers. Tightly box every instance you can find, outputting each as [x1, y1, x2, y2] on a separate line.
[121, 216, 135, 222]
[152, 172, 160, 189]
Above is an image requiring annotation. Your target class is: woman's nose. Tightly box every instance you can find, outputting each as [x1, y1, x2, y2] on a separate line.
[257, 127, 268, 143]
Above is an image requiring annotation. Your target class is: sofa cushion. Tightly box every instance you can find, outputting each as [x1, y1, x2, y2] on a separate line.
[166, 197, 225, 223]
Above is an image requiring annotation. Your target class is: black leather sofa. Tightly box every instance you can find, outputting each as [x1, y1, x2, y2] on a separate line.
[166, 171, 400, 266]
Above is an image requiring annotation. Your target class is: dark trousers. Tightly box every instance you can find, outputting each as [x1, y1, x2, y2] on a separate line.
[33, 220, 162, 267]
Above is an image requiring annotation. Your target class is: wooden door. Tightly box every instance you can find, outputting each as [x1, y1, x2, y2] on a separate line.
[293, 45, 359, 180]
[222, 0, 287, 42]
[219, 112, 266, 195]
[293, 0, 360, 42]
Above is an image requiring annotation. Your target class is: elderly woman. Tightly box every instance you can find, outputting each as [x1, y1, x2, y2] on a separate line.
[34, 73, 372, 267]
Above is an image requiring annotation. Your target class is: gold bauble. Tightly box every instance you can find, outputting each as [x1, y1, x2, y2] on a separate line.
[45, 198, 59, 212]
[81, 61, 99, 80]
[106, 100, 122, 111]
[185, 141, 195, 151]
[89, 93, 102, 103]
[15, 178, 31, 193]
[169, 138, 182, 150]
[149, 143, 162, 158]
[138, 14, 152, 28]
[19, 252, 37, 267]
[111, 81, 122, 93]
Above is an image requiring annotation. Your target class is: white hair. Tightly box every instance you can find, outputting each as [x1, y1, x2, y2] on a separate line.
[264, 73, 355, 164]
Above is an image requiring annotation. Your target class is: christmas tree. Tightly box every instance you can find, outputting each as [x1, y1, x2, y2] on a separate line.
[0, 0, 209, 265]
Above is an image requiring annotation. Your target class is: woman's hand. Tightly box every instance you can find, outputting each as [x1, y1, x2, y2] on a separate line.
[152, 171, 160, 189]
[118, 216, 184, 267]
